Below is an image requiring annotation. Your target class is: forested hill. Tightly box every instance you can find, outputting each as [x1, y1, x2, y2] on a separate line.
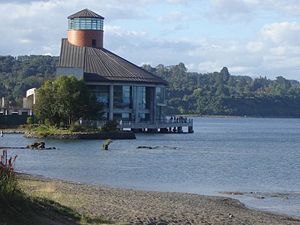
[142, 63, 300, 117]
[0, 55, 57, 106]
[1, 55, 300, 117]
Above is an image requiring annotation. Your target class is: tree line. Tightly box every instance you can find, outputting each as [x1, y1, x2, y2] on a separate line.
[143, 63, 300, 117]
[1, 55, 300, 117]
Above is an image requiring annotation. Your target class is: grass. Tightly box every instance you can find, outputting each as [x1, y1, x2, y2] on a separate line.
[26, 124, 102, 137]
[0, 150, 113, 225]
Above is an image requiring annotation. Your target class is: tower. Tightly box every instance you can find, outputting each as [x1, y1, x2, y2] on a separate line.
[67, 9, 104, 48]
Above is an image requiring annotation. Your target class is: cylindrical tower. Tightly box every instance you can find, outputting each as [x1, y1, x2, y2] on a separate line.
[67, 9, 104, 48]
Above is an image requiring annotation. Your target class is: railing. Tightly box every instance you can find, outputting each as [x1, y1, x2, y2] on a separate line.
[81, 118, 193, 130]
[120, 118, 193, 129]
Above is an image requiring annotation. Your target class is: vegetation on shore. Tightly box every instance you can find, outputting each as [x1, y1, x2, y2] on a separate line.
[35, 76, 103, 126]
[143, 63, 300, 117]
[0, 150, 112, 225]
[1, 55, 300, 117]
[25, 119, 120, 138]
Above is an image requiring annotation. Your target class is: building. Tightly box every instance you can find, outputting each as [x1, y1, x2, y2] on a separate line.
[57, 9, 193, 132]
[57, 9, 168, 123]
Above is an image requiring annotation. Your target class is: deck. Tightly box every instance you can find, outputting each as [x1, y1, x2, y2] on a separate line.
[120, 119, 194, 133]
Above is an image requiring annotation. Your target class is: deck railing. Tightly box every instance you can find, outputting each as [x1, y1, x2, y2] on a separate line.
[82, 118, 193, 130]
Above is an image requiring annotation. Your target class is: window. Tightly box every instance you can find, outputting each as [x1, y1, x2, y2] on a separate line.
[68, 18, 104, 30]
[156, 87, 165, 105]
[92, 39, 97, 47]
[88, 85, 109, 107]
[137, 87, 146, 110]
[114, 86, 132, 109]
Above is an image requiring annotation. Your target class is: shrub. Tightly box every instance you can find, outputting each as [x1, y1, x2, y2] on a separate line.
[0, 150, 18, 197]
[69, 124, 84, 132]
[26, 116, 33, 125]
[101, 120, 119, 132]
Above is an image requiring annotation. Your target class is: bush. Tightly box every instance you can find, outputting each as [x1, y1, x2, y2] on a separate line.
[69, 124, 84, 132]
[26, 116, 33, 125]
[0, 150, 18, 197]
[101, 120, 119, 132]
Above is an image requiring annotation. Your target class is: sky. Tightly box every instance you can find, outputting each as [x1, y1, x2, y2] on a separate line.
[0, 0, 300, 80]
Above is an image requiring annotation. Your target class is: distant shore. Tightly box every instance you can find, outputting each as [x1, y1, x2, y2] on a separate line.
[19, 174, 300, 225]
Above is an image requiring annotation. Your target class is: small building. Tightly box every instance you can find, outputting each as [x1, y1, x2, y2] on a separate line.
[57, 9, 168, 123]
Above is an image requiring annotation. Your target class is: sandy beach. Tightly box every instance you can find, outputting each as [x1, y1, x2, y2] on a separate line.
[18, 174, 300, 225]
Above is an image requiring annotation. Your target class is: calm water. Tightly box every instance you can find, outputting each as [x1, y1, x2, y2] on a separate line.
[1, 117, 300, 216]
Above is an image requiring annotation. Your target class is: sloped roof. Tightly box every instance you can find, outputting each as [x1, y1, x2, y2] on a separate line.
[57, 39, 168, 85]
[68, 9, 104, 19]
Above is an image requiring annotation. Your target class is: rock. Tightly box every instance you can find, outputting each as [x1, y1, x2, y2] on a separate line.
[27, 141, 46, 150]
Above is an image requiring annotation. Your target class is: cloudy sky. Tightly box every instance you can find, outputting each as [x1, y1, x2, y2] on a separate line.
[1, 0, 300, 80]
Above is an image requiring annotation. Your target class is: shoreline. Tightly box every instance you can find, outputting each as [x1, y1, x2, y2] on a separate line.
[18, 173, 300, 225]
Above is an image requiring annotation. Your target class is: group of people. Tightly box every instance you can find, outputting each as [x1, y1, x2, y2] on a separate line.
[169, 116, 188, 123]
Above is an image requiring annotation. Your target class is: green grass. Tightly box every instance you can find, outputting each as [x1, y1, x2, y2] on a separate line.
[26, 124, 102, 137]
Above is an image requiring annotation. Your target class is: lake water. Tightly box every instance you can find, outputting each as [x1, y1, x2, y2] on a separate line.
[1, 117, 300, 216]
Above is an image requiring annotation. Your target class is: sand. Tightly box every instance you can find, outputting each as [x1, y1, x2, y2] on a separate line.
[19, 175, 300, 225]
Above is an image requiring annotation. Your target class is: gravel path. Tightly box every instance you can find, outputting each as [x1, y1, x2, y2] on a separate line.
[20, 175, 300, 225]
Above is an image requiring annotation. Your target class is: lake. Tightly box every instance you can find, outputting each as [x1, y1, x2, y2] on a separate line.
[1, 117, 300, 216]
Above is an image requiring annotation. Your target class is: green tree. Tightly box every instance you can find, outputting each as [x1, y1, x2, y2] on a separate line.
[34, 76, 103, 126]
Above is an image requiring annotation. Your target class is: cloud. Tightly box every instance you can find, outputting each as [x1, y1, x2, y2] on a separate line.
[158, 11, 187, 23]
[210, 0, 300, 21]
[260, 22, 300, 46]
[166, 0, 187, 4]
[0, 0, 299, 80]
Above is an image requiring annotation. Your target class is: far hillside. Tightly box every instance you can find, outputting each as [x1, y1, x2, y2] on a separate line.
[1, 55, 300, 117]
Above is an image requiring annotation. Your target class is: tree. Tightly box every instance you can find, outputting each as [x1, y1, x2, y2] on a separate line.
[34, 76, 103, 126]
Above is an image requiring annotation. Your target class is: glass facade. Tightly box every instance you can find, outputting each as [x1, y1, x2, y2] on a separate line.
[68, 18, 104, 30]
[156, 87, 165, 105]
[113, 86, 131, 109]
[137, 87, 146, 110]
[88, 85, 109, 107]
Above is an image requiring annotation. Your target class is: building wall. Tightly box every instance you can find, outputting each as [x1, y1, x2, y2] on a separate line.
[56, 67, 84, 79]
[67, 30, 103, 48]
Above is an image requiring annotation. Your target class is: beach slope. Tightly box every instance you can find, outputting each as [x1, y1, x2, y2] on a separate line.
[17, 175, 300, 225]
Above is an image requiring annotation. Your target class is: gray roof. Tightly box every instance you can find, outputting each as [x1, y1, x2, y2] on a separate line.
[68, 9, 104, 19]
[57, 39, 168, 85]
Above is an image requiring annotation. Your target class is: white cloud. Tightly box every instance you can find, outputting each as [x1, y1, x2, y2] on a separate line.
[260, 22, 300, 45]
[158, 11, 187, 23]
[0, 0, 299, 80]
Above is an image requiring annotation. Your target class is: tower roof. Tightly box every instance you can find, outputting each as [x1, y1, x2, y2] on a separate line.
[68, 9, 104, 19]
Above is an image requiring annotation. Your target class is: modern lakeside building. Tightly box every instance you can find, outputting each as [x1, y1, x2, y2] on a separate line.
[57, 9, 193, 132]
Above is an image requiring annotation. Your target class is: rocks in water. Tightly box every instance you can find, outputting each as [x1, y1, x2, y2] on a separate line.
[137, 146, 159, 149]
[26, 142, 56, 150]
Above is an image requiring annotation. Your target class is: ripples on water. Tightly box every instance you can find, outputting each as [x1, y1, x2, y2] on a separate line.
[1, 117, 300, 216]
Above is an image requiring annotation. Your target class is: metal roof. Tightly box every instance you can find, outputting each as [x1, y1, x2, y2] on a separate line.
[57, 39, 168, 85]
[68, 9, 104, 19]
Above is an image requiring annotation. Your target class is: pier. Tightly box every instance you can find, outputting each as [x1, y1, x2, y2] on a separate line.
[119, 118, 194, 133]
[83, 118, 194, 134]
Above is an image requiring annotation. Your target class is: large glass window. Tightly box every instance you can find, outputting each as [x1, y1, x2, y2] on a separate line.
[156, 87, 165, 105]
[88, 85, 109, 107]
[68, 18, 103, 30]
[137, 86, 146, 110]
[113, 86, 132, 109]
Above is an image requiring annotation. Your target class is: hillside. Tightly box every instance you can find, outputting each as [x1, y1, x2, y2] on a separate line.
[1, 55, 300, 117]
